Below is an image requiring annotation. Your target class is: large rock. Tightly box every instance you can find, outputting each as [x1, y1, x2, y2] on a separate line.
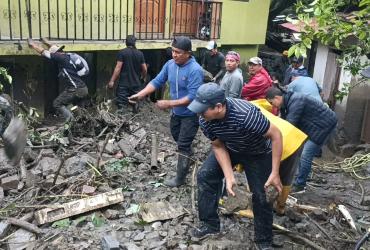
[61, 153, 96, 177]
[34, 157, 61, 176]
[339, 144, 357, 158]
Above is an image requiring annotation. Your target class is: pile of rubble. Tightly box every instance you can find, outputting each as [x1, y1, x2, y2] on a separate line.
[0, 101, 370, 250]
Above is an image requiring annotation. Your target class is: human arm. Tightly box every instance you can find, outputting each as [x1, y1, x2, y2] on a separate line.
[263, 123, 283, 192]
[128, 82, 156, 103]
[213, 55, 225, 81]
[107, 61, 123, 88]
[141, 63, 148, 81]
[212, 139, 236, 196]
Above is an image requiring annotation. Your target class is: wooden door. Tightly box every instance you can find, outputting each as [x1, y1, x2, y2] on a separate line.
[171, 0, 200, 37]
[135, 0, 165, 38]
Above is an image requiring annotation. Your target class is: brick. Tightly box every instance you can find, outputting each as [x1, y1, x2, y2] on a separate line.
[1, 175, 19, 191]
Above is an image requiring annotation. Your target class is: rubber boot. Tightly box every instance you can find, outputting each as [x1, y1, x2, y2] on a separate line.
[164, 154, 190, 187]
[59, 106, 73, 122]
[275, 185, 291, 215]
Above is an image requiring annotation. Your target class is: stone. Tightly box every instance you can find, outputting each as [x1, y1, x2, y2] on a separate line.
[62, 153, 96, 177]
[133, 232, 145, 241]
[0, 187, 4, 201]
[1, 175, 19, 191]
[311, 209, 327, 221]
[99, 140, 118, 155]
[188, 245, 203, 250]
[151, 221, 162, 230]
[7, 229, 36, 250]
[295, 221, 310, 233]
[362, 195, 370, 206]
[139, 201, 185, 223]
[223, 186, 252, 213]
[339, 144, 357, 158]
[122, 242, 141, 250]
[118, 128, 147, 156]
[285, 208, 304, 222]
[35, 157, 61, 176]
[104, 209, 120, 219]
[82, 185, 96, 195]
[0, 221, 11, 238]
[145, 231, 160, 240]
[22, 147, 38, 163]
[132, 152, 146, 162]
[356, 144, 370, 153]
[102, 235, 120, 250]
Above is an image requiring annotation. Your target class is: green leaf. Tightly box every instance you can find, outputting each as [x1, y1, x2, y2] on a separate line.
[91, 213, 105, 227]
[288, 45, 297, 57]
[6, 75, 12, 84]
[294, 46, 301, 58]
[314, 7, 321, 16]
[309, 0, 319, 6]
[303, 38, 312, 48]
[334, 39, 340, 49]
[300, 46, 307, 58]
[303, 8, 314, 13]
[52, 218, 70, 228]
[359, 0, 370, 7]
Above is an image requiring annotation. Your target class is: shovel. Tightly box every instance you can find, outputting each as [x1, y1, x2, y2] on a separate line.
[2, 117, 27, 165]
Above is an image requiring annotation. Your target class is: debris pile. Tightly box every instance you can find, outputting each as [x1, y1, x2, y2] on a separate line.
[0, 101, 369, 249]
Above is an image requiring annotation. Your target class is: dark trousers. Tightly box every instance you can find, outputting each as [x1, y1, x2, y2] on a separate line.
[53, 86, 88, 110]
[170, 114, 199, 155]
[116, 84, 141, 109]
[197, 150, 273, 245]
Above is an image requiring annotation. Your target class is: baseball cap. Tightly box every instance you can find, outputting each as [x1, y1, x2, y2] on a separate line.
[248, 57, 262, 65]
[188, 83, 225, 114]
[172, 36, 192, 52]
[206, 41, 217, 50]
[49, 44, 64, 53]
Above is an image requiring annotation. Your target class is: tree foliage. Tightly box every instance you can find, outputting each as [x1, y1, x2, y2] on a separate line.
[288, 0, 370, 100]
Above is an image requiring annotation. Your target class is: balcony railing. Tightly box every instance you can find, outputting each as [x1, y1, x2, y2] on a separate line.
[0, 0, 222, 42]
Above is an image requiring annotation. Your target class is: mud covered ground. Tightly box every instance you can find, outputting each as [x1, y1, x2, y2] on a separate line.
[1, 100, 370, 250]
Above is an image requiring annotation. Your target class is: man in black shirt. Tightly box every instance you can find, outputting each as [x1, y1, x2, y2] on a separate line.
[202, 41, 225, 83]
[28, 39, 89, 122]
[108, 35, 147, 112]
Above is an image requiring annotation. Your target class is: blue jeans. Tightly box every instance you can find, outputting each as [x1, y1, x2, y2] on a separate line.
[295, 139, 321, 186]
[197, 150, 273, 245]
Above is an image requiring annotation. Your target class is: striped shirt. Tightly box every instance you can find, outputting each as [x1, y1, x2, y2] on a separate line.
[199, 98, 271, 155]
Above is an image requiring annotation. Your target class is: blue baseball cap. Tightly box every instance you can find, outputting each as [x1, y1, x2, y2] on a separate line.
[188, 83, 226, 114]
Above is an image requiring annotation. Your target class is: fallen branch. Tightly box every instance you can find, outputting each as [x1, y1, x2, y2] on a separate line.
[96, 133, 112, 168]
[53, 154, 71, 185]
[304, 212, 331, 240]
[273, 224, 326, 250]
[191, 161, 199, 214]
[6, 218, 42, 235]
[150, 133, 158, 168]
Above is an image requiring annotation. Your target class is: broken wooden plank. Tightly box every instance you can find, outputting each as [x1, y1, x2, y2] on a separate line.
[35, 188, 124, 225]
[150, 133, 158, 168]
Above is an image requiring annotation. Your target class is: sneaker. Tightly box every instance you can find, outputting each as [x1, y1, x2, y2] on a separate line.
[191, 224, 219, 238]
[291, 184, 306, 194]
[254, 242, 273, 250]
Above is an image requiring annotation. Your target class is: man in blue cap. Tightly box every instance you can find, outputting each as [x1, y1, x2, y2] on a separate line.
[129, 36, 203, 187]
[188, 83, 283, 250]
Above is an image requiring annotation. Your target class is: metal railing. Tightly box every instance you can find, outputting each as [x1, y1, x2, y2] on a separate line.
[0, 0, 222, 42]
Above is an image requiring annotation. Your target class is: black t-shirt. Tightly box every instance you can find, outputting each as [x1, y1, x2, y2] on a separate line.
[202, 51, 225, 77]
[117, 47, 145, 87]
[50, 52, 86, 88]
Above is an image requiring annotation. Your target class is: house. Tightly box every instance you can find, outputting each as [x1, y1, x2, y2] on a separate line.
[0, 0, 270, 116]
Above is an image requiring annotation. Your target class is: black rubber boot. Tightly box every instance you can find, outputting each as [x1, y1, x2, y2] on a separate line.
[164, 154, 191, 187]
[58, 106, 73, 122]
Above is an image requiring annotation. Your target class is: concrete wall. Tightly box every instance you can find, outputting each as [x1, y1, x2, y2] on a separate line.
[220, 0, 270, 45]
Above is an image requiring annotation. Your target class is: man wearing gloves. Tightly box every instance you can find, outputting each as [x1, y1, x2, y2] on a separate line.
[129, 36, 203, 187]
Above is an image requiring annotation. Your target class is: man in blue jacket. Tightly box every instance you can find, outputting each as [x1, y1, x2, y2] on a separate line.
[266, 87, 337, 192]
[129, 36, 203, 187]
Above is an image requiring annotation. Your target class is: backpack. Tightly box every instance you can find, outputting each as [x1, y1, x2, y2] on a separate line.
[67, 53, 90, 76]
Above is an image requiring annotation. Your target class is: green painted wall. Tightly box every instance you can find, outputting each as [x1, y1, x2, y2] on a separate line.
[219, 0, 270, 45]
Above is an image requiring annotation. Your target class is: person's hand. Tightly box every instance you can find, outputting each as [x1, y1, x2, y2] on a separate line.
[212, 77, 217, 82]
[155, 100, 172, 110]
[264, 172, 282, 193]
[27, 38, 35, 48]
[225, 176, 237, 196]
[107, 81, 115, 89]
[128, 93, 144, 104]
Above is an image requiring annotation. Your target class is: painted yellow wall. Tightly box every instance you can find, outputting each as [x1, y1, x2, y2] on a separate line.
[219, 0, 270, 45]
